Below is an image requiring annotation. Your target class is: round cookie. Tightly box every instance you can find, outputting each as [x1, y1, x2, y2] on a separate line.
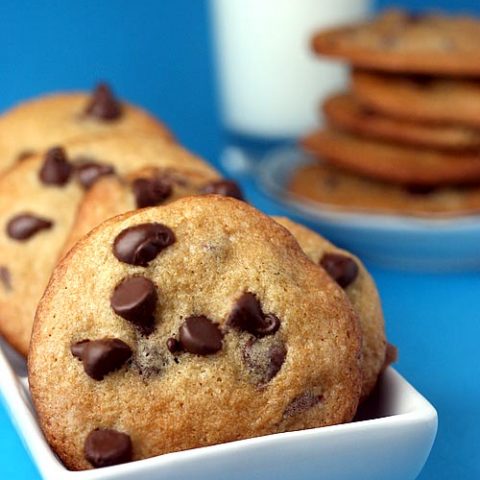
[273, 217, 386, 399]
[0, 83, 172, 176]
[288, 162, 480, 217]
[312, 10, 480, 76]
[29, 195, 362, 470]
[352, 70, 480, 129]
[63, 167, 241, 254]
[324, 92, 480, 150]
[302, 129, 480, 186]
[0, 134, 220, 356]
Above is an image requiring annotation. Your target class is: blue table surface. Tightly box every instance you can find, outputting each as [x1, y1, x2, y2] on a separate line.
[0, 1, 479, 478]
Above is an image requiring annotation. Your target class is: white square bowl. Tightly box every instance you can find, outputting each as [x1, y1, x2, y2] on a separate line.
[0, 339, 437, 480]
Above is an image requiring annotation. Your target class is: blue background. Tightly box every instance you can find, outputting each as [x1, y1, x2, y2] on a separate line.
[0, 1, 479, 478]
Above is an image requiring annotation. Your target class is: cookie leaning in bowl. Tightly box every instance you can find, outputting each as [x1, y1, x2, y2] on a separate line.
[324, 92, 480, 150]
[0, 82, 172, 176]
[302, 129, 480, 186]
[312, 9, 480, 76]
[63, 168, 243, 254]
[273, 217, 386, 399]
[352, 70, 480, 129]
[288, 162, 480, 217]
[0, 133, 220, 356]
[28, 196, 362, 470]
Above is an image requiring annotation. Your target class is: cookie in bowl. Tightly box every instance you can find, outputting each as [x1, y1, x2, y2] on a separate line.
[63, 168, 243, 254]
[0, 133, 219, 356]
[0, 83, 172, 176]
[29, 195, 362, 470]
[274, 217, 387, 399]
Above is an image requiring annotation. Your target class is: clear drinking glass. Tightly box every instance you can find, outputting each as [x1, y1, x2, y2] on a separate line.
[210, 0, 372, 173]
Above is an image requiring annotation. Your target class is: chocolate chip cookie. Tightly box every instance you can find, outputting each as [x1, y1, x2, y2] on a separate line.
[63, 168, 242, 254]
[0, 134, 219, 356]
[0, 83, 172, 176]
[352, 70, 480, 129]
[324, 92, 480, 150]
[273, 217, 386, 398]
[29, 195, 362, 470]
[302, 129, 480, 186]
[288, 162, 480, 217]
[312, 10, 480, 76]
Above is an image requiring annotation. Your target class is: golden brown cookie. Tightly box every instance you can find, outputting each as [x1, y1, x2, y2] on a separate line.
[324, 92, 480, 150]
[63, 168, 242, 254]
[0, 133, 219, 356]
[0, 83, 172, 176]
[29, 196, 362, 470]
[302, 129, 480, 186]
[352, 70, 480, 128]
[288, 162, 480, 217]
[273, 217, 386, 399]
[312, 10, 480, 76]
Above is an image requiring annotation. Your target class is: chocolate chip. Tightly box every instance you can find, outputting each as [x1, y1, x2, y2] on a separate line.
[84, 83, 122, 121]
[227, 293, 280, 337]
[404, 184, 437, 195]
[84, 428, 132, 468]
[39, 146, 72, 186]
[243, 338, 287, 384]
[409, 75, 435, 89]
[70, 338, 132, 380]
[405, 12, 425, 24]
[17, 150, 35, 161]
[111, 277, 157, 335]
[71, 339, 90, 359]
[360, 105, 376, 117]
[6, 213, 53, 241]
[113, 223, 175, 266]
[179, 315, 223, 355]
[201, 180, 244, 201]
[75, 159, 115, 189]
[283, 391, 323, 418]
[0, 266, 11, 292]
[320, 253, 358, 289]
[166, 337, 180, 353]
[132, 177, 173, 208]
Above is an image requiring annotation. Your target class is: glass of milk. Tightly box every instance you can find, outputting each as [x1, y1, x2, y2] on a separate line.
[210, 0, 372, 172]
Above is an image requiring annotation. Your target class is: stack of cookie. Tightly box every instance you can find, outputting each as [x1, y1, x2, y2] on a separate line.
[294, 10, 480, 217]
[0, 83, 392, 470]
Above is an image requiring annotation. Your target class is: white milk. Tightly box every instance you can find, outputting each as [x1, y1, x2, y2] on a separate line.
[210, 0, 371, 139]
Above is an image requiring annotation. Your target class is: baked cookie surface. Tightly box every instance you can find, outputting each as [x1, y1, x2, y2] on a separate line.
[273, 217, 386, 399]
[312, 10, 480, 76]
[288, 162, 480, 217]
[352, 70, 480, 128]
[302, 129, 480, 186]
[29, 196, 362, 470]
[0, 83, 171, 176]
[324, 92, 480, 150]
[0, 134, 219, 356]
[63, 168, 240, 254]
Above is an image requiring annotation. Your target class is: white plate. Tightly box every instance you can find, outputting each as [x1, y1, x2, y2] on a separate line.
[257, 147, 480, 271]
[0, 339, 437, 480]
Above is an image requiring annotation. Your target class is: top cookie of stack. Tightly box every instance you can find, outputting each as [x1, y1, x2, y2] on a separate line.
[0, 83, 239, 356]
[294, 10, 480, 217]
